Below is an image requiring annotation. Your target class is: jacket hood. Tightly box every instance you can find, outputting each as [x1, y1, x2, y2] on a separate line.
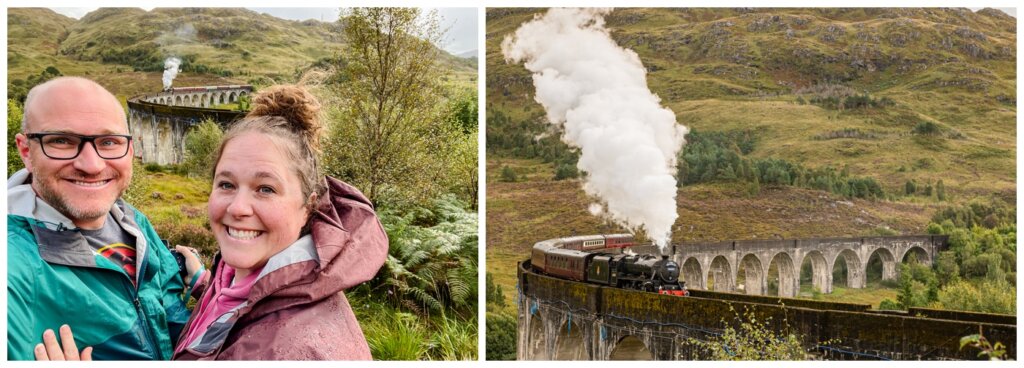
[242, 176, 389, 319]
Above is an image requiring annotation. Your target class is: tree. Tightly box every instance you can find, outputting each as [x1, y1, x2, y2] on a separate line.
[443, 89, 479, 208]
[485, 273, 506, 309]
[897, 261, 938, 309]
[323, 8, 452, 208]
[8, 100, 25, 174]
[182, 119, 223, 179]
[446, 88, 478, 134]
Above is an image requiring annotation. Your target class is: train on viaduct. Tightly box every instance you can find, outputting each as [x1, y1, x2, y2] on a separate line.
[519, 234, 1015, 360]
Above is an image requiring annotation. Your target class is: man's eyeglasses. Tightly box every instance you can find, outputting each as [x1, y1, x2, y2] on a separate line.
[26, 133, 133, 160]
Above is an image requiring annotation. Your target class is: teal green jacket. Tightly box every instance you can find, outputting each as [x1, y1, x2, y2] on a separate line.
[7, 169, 191, 360]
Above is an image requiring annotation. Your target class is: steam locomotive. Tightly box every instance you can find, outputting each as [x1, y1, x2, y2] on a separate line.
[530, 234, 688, 296]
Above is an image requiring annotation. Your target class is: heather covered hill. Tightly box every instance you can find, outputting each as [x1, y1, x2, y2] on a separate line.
[487, 8, 1015, 208]
[8, 7, 476, 99]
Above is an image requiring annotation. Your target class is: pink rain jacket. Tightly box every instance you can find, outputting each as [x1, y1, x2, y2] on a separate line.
[172, 177, 389, 360]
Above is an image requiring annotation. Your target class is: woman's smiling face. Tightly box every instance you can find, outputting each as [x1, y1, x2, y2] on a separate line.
[209, 132, 310, 278]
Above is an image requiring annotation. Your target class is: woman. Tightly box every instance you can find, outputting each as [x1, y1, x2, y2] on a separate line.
[36, 85, 389, 360]
[174, 85, 388, 360]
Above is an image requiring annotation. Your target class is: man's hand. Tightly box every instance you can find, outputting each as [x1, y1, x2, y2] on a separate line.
[175, 245, 204, 282]
[34, 324, 92, 361]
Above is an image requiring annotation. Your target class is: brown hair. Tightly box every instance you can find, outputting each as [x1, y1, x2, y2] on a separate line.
[211, 85, 326, 226]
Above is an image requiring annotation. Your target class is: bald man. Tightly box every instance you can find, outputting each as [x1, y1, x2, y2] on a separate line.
[8, 77, 196, 360]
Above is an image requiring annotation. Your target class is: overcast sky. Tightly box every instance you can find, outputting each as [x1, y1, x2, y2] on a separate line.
[49, 7, 479, 55]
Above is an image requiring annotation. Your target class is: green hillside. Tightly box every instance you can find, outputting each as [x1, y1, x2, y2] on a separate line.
[8, 7, 476, 100]
[488, 8, 1015, 203]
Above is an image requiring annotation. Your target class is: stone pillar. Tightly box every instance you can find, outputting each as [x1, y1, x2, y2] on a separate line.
[848, 263, 866, 288]
[778, 263, 798, 298]
[881, 259, 897, 280]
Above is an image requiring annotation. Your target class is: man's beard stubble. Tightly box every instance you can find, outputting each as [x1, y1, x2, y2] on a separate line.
[33, 168, 130, 225]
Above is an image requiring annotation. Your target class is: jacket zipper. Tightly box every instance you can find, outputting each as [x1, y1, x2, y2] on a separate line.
[114, 267, 162, 360]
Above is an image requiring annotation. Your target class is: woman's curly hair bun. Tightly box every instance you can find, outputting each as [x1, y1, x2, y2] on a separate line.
[247, 85, 323, 150]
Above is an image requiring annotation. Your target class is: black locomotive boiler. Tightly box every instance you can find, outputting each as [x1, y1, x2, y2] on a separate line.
[530, 234, 688, 296]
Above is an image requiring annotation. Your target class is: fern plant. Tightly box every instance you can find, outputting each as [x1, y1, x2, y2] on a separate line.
[372, 194, 478, 318]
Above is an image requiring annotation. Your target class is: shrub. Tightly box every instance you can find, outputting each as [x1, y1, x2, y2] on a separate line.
[499, 166, 517, 182]
[905, 180, 917, 195]
[151, 219, 216, 256]
[878, 298, 901, 310]
[912, 121, 940, 135]
[553, 163, 578, 180]
[485, 311, 517, 360]
[144, 163, 164, 173]
[931, 279, 1015, 315]
[686, 306, 809, 360]
[182, 119, 223, 180]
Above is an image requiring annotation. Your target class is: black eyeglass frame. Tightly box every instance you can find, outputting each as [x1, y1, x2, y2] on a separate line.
[26, 133, 134, 160]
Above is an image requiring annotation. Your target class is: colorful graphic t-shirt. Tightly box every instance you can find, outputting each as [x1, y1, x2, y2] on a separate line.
[80, 213, 138, 286]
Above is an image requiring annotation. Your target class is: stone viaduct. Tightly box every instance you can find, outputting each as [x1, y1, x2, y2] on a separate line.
[518, 259, 1016, 360]
[664, 235, 948, 296]
[127, 85, 252, 165]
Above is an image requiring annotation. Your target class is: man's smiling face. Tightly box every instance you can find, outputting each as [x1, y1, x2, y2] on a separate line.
[16, 78, 133, 229]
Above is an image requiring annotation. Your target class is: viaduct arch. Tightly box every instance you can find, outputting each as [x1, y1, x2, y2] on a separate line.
[672, 235, 945, 296]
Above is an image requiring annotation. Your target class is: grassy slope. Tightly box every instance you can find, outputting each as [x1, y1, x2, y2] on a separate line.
[485, 8, 1016, 305]
[8, 8, 477, 98]
[7, 9, 117, 85]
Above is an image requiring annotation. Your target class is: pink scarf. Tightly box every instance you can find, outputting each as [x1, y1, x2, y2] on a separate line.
[177, 262, 261, 353]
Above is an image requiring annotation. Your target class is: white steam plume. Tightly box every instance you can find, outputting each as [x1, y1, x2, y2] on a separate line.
[502, 8, 689, 249]
[162, 57, 182, 90]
